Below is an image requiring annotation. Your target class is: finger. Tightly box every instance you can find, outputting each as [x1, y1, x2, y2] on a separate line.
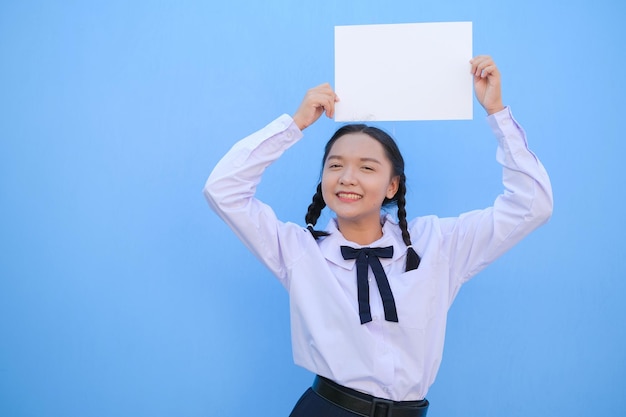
[312, 95, 334, 117]
[470, 55, 492, 66]
[313, 83, 335, 97]
[310, 85, 336, 101]
[470, 55, 494, 77]
[479, 64, 499, 78]
[474, 62, 497, 79]
[315, 90, 338, 118]
[474, 60, 493, 77]
[303, 83, 338, 119]
[324, 95, 336, 118]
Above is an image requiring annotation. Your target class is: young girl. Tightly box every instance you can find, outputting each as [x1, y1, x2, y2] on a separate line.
[204, 55, 553, 417]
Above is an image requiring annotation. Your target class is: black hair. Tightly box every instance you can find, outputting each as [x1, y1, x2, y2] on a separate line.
[305, 124, 420, 271]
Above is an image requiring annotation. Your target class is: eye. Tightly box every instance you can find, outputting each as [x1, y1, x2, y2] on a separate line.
[328, 163, 342, 169]
[361, 165, 374, 171]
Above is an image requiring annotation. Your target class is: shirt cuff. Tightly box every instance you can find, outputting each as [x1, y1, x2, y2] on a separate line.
[486, 106, 527, 142]
[487, 106, 513, 131]
[228, 114, 303, 167]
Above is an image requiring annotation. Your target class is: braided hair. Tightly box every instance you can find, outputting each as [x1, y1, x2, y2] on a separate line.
[305, 124, 420, 271]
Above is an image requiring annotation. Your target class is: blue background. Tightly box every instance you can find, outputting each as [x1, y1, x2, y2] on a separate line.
[1, 1, 624, 416]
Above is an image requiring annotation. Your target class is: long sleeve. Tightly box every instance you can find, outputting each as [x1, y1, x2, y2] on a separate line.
[439, 106, 554, 293]
[203, 114, 310, 284]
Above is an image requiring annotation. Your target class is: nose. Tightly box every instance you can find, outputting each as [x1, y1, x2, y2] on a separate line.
[339, 167, 357, 186]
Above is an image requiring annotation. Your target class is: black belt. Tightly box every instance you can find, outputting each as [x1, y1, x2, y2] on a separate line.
[312, 376, 429, 417]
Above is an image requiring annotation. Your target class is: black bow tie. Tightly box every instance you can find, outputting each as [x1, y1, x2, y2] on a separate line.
[340, 245, 398, 324]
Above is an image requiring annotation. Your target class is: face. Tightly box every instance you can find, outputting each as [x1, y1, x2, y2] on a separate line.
[321, 132, 399, 228]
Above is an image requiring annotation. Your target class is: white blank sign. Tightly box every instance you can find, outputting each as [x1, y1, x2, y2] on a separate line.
[334, 21, 473, 122]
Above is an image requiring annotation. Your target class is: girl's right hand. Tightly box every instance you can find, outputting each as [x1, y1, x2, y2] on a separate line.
[292, 83, 339, 131]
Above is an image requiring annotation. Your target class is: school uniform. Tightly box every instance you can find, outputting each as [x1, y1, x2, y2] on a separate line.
[204, 107, 553, 416]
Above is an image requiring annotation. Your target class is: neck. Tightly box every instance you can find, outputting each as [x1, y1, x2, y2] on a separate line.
[336, 216, 384, 245]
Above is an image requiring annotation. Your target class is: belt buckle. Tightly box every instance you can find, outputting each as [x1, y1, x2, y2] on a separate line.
[370, 397, 394, 417]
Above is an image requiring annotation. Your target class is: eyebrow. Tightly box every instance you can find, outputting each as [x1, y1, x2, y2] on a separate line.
[326, 155, 383, 165]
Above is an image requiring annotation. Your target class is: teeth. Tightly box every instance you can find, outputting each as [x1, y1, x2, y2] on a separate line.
[338, 193, 361, 200]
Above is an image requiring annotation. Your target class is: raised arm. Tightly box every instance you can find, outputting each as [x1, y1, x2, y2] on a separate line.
[203, 85, 338, 282]
[438, 56, 553, 294]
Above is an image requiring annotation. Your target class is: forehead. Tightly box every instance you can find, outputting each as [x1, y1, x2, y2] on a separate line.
[327, 132, 388, 160]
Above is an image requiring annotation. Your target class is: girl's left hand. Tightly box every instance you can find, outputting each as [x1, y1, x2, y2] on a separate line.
[470, 55, 505, 115]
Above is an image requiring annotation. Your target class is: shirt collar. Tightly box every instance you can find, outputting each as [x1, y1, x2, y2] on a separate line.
[318, 214, 404, 270]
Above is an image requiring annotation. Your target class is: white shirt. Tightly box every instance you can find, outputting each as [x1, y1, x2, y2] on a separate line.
[203, 107, 553, 401]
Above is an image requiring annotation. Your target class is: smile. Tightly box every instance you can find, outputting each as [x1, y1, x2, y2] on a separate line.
[337, 192, 362, 200]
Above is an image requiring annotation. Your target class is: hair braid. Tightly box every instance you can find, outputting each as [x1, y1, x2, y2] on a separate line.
[396, 176, 420, 271]
[305, 183, 329, 239]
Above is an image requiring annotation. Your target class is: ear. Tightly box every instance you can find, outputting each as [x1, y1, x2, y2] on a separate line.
[386, 175, 400, 199]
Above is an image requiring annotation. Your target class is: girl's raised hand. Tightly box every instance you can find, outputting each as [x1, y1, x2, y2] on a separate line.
[470, 55, 505, 115]
[292, 83, 339, 131]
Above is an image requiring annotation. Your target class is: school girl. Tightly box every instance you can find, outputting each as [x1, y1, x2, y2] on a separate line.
[204, 55, 553, 416]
